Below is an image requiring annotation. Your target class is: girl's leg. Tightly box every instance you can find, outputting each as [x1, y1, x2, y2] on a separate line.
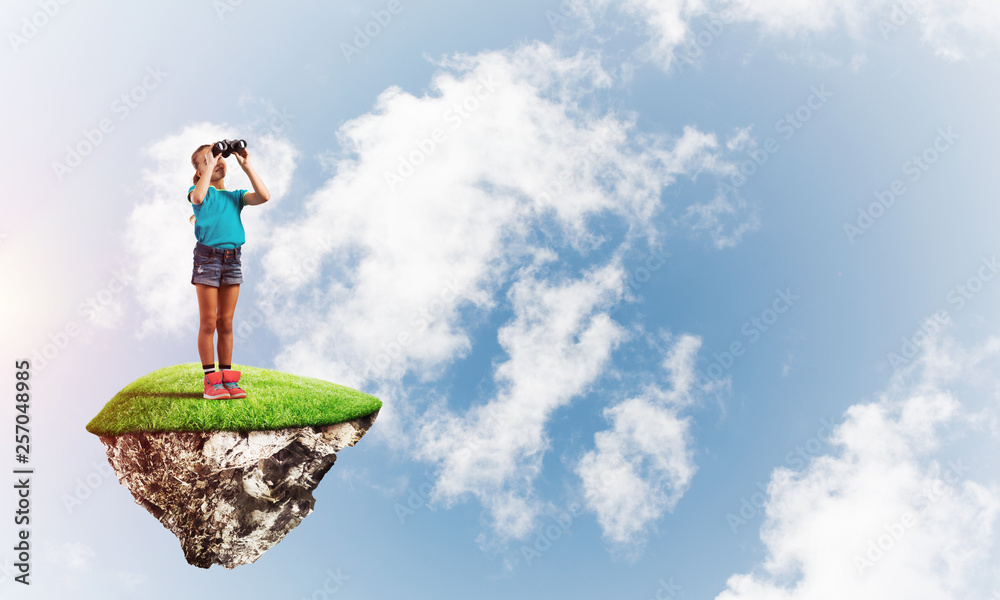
[216, 283, 240, 366]
[195, 283, 219, 366]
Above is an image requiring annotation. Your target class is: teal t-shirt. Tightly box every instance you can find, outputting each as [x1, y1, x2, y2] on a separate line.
[188, 185, 247, 249]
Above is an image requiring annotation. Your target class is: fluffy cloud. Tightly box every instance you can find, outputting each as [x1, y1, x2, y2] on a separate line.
[714, 332, 1000, 599]
[587, 0, 1000, 69]
[722, 0, 873, 37]
[722, 0, 1000, 59]
[681, 188, 761, 249]
[588, 0, 711, 70]
[576, 333, 702, 547]
[416, 262, 628, 538]
[916, 0, 1000, 59]
[244, 41, 738, 538]
[251, 44, 730, 388]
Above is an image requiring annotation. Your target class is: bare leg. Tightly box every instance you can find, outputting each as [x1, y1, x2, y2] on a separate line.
[195, 283, 219, 366]
[216, 283, 240, 366]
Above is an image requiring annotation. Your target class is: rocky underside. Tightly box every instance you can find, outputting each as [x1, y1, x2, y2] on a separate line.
[99, 410, 378, 569]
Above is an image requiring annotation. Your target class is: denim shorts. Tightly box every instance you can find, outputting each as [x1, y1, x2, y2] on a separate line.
[191, 242, 243, 287]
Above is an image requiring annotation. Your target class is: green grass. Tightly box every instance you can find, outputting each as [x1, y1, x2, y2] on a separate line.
[86, 363, 382, 436]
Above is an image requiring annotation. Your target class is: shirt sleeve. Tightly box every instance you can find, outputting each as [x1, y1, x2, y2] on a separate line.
[188, 185, 195, 203]
[238, 189, 247, 211]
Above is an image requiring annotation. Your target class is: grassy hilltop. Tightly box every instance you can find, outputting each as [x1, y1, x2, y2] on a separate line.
[86, 363, 382, 436]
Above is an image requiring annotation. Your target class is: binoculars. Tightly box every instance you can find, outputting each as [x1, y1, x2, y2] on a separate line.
[211, 139, 247, 158]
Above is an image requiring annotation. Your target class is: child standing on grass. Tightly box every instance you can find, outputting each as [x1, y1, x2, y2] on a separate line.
[188, 143, 270, 400]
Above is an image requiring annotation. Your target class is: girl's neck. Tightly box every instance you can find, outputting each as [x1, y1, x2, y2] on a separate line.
[212, 179, 226, 190]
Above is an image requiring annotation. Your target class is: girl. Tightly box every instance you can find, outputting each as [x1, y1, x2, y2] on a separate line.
[188, 143, 270, 399]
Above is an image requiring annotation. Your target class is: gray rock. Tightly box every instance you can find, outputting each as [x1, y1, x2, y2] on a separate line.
[98, 410, 378, 569]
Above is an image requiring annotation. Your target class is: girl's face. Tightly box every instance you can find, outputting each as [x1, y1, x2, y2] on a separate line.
[199, 148, 226, 181]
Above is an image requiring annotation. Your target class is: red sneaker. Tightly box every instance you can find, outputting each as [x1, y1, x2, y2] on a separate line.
[222, 369, 247, 399]
[203, 371, 231, 400]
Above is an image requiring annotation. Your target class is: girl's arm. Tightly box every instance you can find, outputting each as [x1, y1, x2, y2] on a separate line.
[190, 151, 220, 204]
[235, 150, 271, 206]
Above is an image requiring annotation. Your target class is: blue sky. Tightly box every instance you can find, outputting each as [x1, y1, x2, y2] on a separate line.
[2, 0, 1000, 598]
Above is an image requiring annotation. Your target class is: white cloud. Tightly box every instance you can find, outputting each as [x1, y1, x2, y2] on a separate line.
[415, 262, 629, 539]
[681, 188, 761, 249]
[243, 41, 740, 539]
[257, 44, 636, 392]
[588, 0, 710, 70]
[660, 332, 703, 406]
[726, 127, 754, 152]
[721, 0, 1000, 60]
[576, 333, 701, 548]
[591, 0, 1000, 69]
[722, 0, 872, 37]
[916, 0, 1000, 60]
[252, 41, 732, 391]
[714, 331, 1000, 600]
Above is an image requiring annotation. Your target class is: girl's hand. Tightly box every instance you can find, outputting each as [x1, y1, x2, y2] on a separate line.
[235, 148, 251, 168]
[199, 151, 221, 176]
